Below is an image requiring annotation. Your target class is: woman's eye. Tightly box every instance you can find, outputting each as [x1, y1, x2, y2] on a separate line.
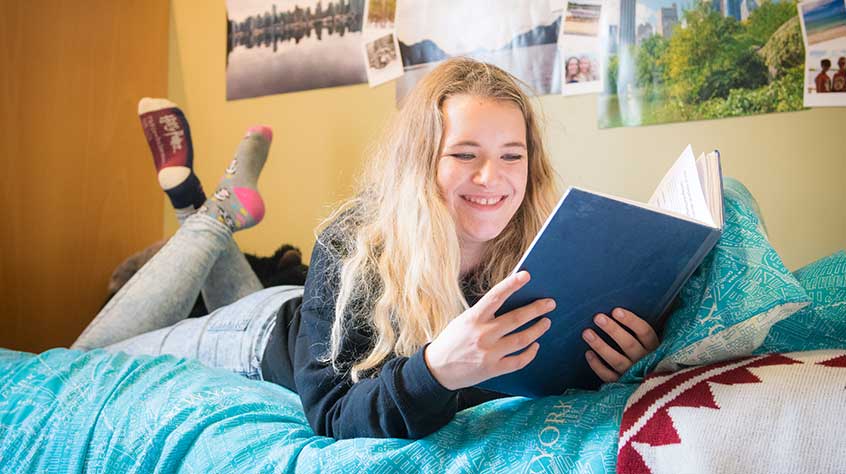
[502, 154, 523, 161]
[452, 153, 475, 160]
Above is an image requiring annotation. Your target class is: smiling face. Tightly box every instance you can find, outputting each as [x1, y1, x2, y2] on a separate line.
[566, 57, 580, 76]
[436, 94, 528, 266]
[579, 57, 592, 74]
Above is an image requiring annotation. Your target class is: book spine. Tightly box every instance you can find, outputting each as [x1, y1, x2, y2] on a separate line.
[653, 228, 722, 320]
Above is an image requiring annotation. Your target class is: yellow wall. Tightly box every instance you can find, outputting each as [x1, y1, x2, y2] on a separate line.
[168, 0, 845, 271]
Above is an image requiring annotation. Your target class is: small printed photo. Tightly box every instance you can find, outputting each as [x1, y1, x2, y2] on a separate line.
[562, 1, 602, 37]
[363, 32, 404, 86]
[366, 33, 398, 70]
[807, 54, 846, 93]
[803, 49, 846, 106]
[799, 0, 846, 46]
[364, 0, 397, 31]
[563, 53, 599, 84]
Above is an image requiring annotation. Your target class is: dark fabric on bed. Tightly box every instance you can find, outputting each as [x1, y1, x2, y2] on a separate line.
[260, 223, 506, 439]
[260, 295, 303, 392]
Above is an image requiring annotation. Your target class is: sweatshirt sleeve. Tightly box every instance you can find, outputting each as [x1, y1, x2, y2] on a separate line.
[292, 236, 459, 439]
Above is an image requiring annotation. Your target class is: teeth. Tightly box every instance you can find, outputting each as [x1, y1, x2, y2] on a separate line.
[465, 196, 503, 206]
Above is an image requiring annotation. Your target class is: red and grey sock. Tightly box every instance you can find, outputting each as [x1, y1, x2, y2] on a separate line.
[138, 98, 206, 211]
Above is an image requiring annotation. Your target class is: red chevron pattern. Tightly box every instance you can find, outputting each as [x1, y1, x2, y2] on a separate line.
[818, 354, 846, 367]
[617, 354, 804, 474]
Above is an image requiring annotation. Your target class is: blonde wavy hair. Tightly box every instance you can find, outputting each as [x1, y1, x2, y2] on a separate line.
[319, 57, 560, 381]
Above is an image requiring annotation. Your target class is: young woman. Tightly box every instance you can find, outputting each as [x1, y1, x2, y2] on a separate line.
[73, 58, 659, 440]
[565, 56, 581, 83]
[577, 56, 598, 82]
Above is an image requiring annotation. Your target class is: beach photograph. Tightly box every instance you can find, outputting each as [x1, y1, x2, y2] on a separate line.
[563, 1, 603, 36]
[799, 0, 846, 45]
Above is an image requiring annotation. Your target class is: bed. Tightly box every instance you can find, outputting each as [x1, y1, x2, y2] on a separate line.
[1, 179, 844, 473]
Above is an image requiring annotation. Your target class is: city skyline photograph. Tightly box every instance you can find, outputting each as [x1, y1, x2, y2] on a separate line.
[605, 0, 763, 45]
[605, 0, 687, 36]
[226, 0, 368, 99]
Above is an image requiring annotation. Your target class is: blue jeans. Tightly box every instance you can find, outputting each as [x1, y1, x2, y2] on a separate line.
[71, 213, 303, 380]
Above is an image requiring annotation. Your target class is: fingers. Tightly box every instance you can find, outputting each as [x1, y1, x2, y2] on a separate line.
[611, 308, 660, 351]
[582, 327, 632, 374]
[496, 342, 541, 375]
[496, 317, 551, 356]
[493, 298, 556, 336]
[586, 350, 620, 383]
[592, 313, 648, 362]
[582, 308, 661, 382]
[474, 271, 531, 319]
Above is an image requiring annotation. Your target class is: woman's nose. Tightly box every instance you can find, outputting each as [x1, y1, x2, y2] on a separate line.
[472, 158, 498, 186]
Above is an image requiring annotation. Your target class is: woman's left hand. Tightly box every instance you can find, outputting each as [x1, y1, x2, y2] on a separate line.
[582, 307, 660, 382]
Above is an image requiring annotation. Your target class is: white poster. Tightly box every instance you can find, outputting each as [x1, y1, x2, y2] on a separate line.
[394, 0, 563, 101]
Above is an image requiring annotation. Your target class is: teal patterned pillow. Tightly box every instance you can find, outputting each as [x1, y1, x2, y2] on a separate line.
[756, 250, 846, 353]
[621, 178, 811, 381]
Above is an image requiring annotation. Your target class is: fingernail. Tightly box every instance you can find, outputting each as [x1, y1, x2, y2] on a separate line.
[595, 314, 607, 326]
[583, 330, 596, 342]
[613, 308, 625, 319]
[546, 299, 556, 310]
[516, 271, 529, 282]
[585, 351, 594, 361]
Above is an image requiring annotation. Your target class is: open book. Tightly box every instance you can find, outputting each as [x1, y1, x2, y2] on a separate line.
[477, 145, 724, 398]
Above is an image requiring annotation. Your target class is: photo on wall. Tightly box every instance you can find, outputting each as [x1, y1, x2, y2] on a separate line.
[563, 1, 603, 35]
[563, 51, 600, 83]
[394, 0, 563, 101]
[560, 0, 604, 95]
[599, 0, 806, 128]
[799, 0, 846, 45]
[363, 32, 405, 86]
[226, 0, 368, 100]
[364, 0, 397, 30]
[798, 0, 846, 105]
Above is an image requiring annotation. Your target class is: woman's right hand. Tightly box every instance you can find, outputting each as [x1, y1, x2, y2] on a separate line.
[424, 271, 555, 391]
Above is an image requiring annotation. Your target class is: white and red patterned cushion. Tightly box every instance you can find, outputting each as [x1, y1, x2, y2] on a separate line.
[617, 350, 846, 474]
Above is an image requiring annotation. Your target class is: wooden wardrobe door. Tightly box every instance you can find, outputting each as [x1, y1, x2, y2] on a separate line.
[0, 0, 169, 351]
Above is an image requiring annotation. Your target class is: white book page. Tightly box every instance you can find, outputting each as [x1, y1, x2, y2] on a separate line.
[695, 152, 709, 194]
[648, 145, 715, 227]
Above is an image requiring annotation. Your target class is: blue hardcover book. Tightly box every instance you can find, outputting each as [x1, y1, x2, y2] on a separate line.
[477, 146, 724, 398]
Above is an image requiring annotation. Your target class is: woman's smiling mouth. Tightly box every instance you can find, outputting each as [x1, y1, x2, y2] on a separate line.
[460, 194, 507, 210]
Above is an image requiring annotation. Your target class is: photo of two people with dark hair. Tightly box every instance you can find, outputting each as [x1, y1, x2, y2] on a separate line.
[813, 56, 846, 92]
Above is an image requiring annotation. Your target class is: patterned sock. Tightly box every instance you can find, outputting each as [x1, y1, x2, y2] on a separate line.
[199, 126, 272, 232]
[138, 97, 206, 211]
